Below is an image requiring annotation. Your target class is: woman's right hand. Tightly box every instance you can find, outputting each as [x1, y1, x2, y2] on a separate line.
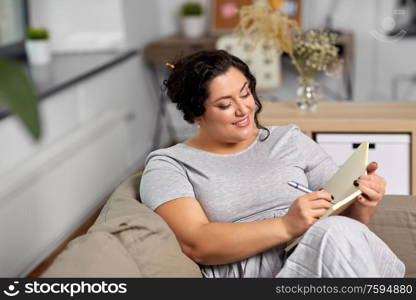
[281, 190, 333, 239]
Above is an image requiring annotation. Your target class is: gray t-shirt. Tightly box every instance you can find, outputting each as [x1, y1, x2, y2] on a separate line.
[140, 125, 338, 222]
[140, 124, 338, 278]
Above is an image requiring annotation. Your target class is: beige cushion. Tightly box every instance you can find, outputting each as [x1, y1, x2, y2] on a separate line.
[42, 231, 142, 277]
[368, 195, 416, 278]
[43, 171, 202, 278]
[89, 171, 202, 278]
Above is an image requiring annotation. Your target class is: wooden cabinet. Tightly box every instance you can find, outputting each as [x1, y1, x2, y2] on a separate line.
[316, 133, 410, 195]
[259, 101, 416, 195]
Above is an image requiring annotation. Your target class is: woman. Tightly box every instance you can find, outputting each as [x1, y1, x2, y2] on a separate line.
[140, 50, 405, 278]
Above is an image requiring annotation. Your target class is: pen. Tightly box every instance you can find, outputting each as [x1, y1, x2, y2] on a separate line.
[287, 181, 314, 193]
[287, 181, 335, 203]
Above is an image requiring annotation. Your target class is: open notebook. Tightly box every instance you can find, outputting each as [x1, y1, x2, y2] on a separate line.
[284, 142, 369, 252]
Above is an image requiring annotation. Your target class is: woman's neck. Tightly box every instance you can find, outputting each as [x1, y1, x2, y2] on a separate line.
[184, 128, 260, 154]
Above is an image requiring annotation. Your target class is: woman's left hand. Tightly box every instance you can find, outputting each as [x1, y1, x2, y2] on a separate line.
[353, 161, 386, 207]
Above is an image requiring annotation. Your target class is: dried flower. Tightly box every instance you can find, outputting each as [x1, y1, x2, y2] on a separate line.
[237, 3, 299, 56]
[293, 30, 343, 82]
[237, 3, 343, 86]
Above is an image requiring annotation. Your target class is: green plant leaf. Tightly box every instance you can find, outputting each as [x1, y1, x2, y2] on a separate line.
[181, 2, 203, 16]
[0, 59, 41, 139]
[26, 27, 49, 40]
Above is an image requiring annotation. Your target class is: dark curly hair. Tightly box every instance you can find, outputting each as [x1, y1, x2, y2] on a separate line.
[163, 50, 270, 141]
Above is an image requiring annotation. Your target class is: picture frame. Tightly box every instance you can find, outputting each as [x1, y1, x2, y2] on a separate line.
[211, 0, 254, 33]
[211, 0, 302, 34]
[282, 0, 302, 27]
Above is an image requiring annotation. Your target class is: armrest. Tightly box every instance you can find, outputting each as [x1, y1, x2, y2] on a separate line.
[93, 171, 143, 226]
[368, 195, 416, 277]
[88, 171, 202, 278]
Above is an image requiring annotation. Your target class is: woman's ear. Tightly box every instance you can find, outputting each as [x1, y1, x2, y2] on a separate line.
[193, 116, 201, 124]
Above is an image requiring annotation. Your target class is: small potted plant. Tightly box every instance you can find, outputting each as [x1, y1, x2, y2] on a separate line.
[25, 27, 51, 65]
[180, 2, 206, 38]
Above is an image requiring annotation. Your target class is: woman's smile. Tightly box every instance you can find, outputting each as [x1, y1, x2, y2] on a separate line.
[232, 115, 250, 128]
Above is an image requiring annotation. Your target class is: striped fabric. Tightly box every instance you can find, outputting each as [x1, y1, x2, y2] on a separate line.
[201, 215, 405, 278]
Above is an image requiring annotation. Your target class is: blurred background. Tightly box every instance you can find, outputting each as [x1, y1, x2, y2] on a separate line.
[0, 0, 415, 277]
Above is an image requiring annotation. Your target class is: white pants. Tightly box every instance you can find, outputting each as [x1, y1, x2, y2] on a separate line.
[200, 216, 405, 278]
[276, 216, 405, 277]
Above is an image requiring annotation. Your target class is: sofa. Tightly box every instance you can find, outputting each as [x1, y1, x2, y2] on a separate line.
[42, 171, 416, 277]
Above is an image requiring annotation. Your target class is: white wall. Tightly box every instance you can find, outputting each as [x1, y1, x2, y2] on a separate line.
[122, 0, 160, 48]
[156, 0, 210, 37]
[303, 0, 372, 101]
[29, 0, 161, 51]
[373, 0, 416, 102]
[29, 0, 125, 51]
[304, 0, 416, 102]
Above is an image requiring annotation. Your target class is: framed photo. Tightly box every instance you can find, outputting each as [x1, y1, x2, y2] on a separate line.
[267, 0, 303, 27]
[211, 0, 302, 33]
[280, 0, 302, 27]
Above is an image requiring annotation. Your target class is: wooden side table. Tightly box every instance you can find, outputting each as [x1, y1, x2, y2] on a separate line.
[144, 35, 220, 65]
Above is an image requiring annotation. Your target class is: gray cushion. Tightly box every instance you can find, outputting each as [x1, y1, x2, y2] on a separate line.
[43, 171, 202, 278]
[102, 171, 201, 277]
[42, 231, 142, 277]
[90, 195, 202, 277]
[368, 195, 416, 277]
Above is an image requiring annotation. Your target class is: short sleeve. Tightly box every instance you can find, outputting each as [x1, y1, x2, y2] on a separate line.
[139, 153, 196, 211]
[293, 128, 339, 190]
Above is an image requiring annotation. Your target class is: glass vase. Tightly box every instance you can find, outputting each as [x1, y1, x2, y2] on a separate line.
[296, 78, 320, 111]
